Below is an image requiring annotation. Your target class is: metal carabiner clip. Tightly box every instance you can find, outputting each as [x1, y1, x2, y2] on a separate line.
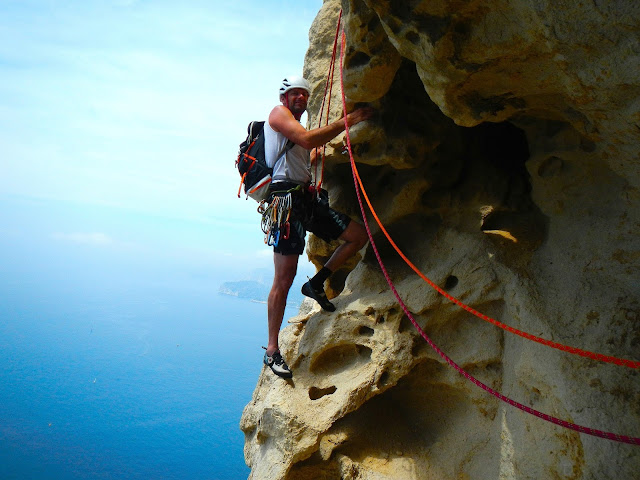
[282, 221, 290, 240]
[268, 229, 280, 247]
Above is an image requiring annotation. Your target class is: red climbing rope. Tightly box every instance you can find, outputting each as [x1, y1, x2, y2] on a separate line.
[338, 27, 640, 445]
[314, 10, 342, 191]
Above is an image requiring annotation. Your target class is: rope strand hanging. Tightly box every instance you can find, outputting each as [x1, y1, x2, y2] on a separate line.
[313, 10, 342, 191]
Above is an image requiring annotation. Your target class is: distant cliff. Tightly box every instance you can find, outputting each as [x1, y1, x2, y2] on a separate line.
[219, 278, 306, 307]
[219, 281, 270, 303]
[241, 1, 640, 479]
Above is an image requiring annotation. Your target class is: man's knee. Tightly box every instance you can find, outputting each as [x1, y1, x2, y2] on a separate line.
[273, 255, 299, 292]
[355, 222, 368, 249]
[345, 221, 368, 250]
[273, 274, 295, 293]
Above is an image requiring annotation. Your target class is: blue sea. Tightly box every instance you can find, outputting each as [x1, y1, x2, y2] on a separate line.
[0, 196, 301, 480]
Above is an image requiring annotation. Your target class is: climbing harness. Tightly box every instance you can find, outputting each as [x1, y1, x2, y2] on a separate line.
[337, 25, 639, 445]
[259, 191, 293, 247]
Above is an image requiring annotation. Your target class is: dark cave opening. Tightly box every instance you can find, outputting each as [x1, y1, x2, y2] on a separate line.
[326, 59, 548, 293]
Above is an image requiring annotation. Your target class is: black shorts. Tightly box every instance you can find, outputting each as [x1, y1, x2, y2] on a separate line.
[269, 182, 351, 256]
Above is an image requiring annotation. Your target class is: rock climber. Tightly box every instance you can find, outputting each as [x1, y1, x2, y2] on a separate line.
[262, 75, 374, 378]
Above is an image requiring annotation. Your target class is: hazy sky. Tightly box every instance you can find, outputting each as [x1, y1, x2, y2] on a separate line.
[0, 0, 322, 279]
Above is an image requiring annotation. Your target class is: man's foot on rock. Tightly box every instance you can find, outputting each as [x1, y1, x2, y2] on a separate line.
[263, 350, 292, 378]
[301, 281, 336, 312]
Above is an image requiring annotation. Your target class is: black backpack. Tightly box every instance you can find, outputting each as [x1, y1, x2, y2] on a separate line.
[236, 121, 293, 202]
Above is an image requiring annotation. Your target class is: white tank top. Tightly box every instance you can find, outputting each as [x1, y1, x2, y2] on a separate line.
[264, 118, 311, 185]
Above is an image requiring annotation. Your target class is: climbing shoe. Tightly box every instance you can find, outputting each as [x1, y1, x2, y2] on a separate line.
[301, 281, 336, 312]
[263, 350, 293, 379]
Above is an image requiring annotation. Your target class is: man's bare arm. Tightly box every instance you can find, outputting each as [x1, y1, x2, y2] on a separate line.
[269, 105, 374, 150]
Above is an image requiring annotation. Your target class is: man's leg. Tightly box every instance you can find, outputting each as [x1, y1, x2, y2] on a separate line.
[303, 220, 368, 311]
[267, 252, 299, 355]
[324, 220, 368, 272]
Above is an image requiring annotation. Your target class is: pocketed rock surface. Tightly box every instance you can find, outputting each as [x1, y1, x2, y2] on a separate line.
[241, 1, 640, 478]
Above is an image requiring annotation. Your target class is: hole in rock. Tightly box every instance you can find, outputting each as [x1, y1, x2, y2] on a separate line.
[444, 275, 458, 290]
[480, 207, 547, 250]
[418, 120, 532, 214]
[398, 314, 413, 333]
[471, 121, 548, 250]
[358, 326, 375, 337]
[406, 30, 420, 44]
[347, 51, 371, 68]
[469, 121, 530, 184]
[353, 141, 371, 156]
[378, 370, 389, 386]
[310, 344, 373, 375]
[481, 210, 511, 232]
[411, 336, 429, 356]
[309, 386, 337, 400]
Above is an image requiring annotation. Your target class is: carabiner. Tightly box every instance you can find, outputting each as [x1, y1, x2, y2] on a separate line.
[282, 221, 290, 240]
[267, 229, 280, 247]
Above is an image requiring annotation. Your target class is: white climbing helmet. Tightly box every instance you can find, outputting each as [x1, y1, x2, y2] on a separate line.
[279, 76, 311, 96]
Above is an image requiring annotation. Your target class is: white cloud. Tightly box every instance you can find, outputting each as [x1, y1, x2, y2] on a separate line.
[51, 232, 114, 246]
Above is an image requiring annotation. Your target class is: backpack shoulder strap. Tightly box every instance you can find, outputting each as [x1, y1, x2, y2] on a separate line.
[247, 121, 265, 143]
[261, 120, 295, 163]
[274, 139, 295, 166]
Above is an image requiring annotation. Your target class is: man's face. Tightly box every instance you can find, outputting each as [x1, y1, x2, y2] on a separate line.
[283, 88, 309, 117]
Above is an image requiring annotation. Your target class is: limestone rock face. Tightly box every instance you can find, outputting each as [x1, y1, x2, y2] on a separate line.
[241, 1, 640, 478]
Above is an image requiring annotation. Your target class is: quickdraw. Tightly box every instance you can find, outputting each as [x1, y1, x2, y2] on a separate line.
[259, 193, 292, 248]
